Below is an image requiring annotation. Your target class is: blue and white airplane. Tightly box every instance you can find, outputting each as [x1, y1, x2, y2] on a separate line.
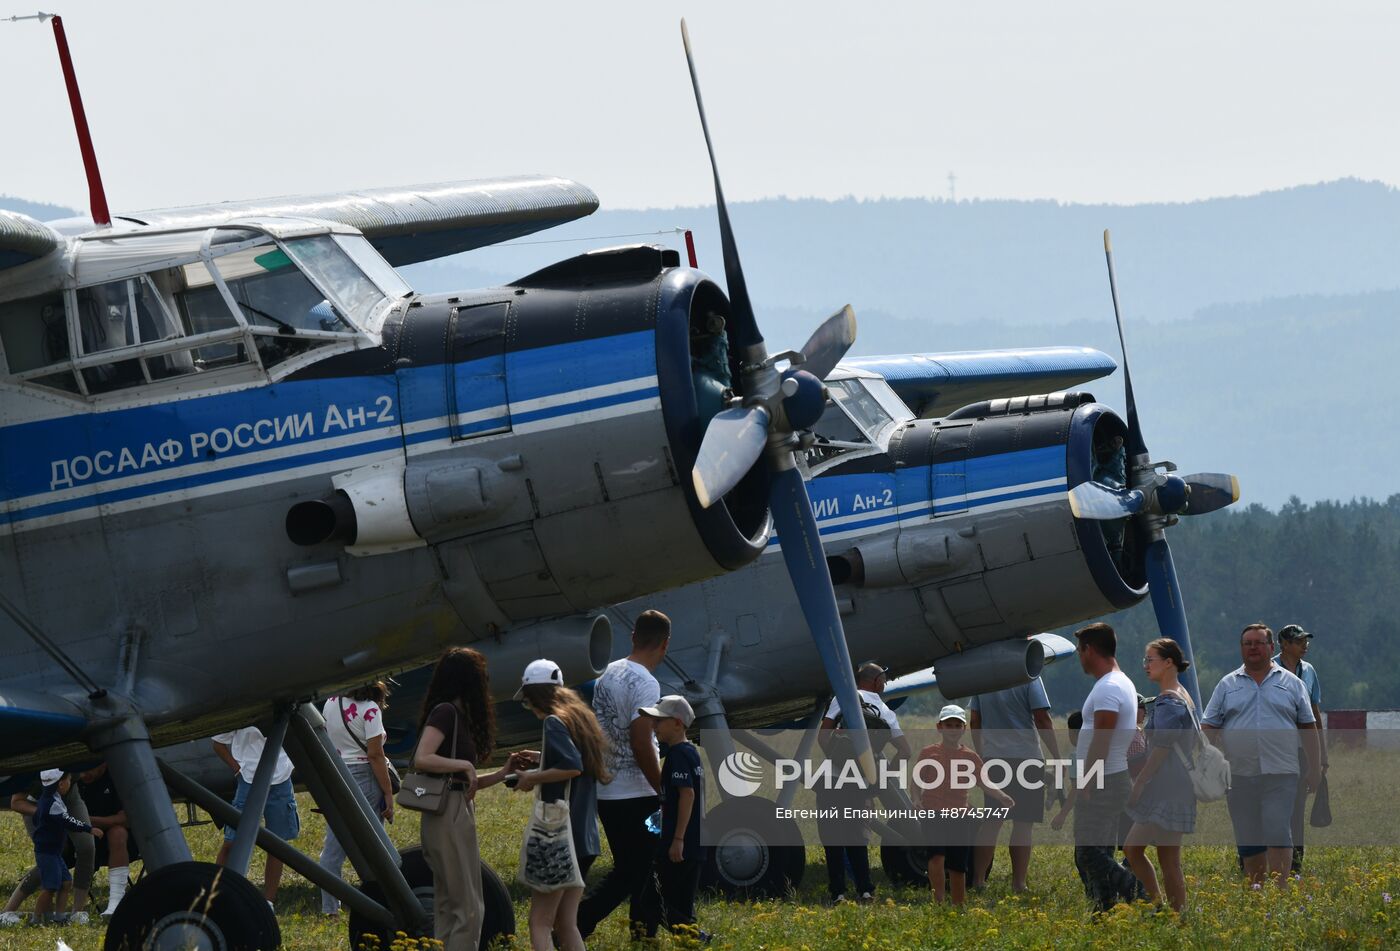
[0, 14, 1238, 949]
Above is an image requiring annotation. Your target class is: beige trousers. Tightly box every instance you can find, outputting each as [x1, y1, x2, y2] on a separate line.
[421, 791, 483, 951]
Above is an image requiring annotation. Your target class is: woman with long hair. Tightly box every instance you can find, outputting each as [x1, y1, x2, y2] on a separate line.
[1124, 637, 1198, 913]
[411, 648, 518, 951]
[318, 680, 395, 916]
[512, 660, 610, 951]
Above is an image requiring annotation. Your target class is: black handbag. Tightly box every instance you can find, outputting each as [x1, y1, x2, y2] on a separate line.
[338, 695, 402, 794]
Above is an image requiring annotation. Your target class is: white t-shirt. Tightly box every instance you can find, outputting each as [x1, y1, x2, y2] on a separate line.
[323, 697, 386, 766]
[212, 726, 294, 785]
[593, 658, 661, 800]
[823, 690, 904, 737]
[1074, 669, 1139, 776]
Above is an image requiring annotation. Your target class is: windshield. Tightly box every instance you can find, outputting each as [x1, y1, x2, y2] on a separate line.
[830, 378, 897, 443]
[210, 243, 355, 335]
[283, 235, 396, 332]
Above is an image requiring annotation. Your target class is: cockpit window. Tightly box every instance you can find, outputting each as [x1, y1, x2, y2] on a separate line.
[814, 399, 868, 445]
[75, 277, 182, 354]
[282, 235, 396, 332]
[212, 243, 356, 335]
[332, 235, 412, 305]
[803, 378, 902, 470]
[831, 379, 896, 442]
[2, 226, 400, 400]
[74, 277, 188, 393]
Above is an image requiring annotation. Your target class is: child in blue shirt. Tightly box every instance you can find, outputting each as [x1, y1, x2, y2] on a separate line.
[637, 696, 707, 941]
[32, 770, 103, 922]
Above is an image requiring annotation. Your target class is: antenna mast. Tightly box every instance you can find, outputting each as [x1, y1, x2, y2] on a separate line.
[5, 11, 111, 225]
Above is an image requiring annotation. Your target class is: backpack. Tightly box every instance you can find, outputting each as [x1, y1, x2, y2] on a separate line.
[829, 697, 891, 761]
[834, 698, 889, 735]
[1170, 693, 1231, 802]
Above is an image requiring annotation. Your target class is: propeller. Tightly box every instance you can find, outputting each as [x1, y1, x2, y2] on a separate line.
[1182, 472, 1240, 515]
[1075, 230, 1243, 706]
[1068, 481, 1145, 520]
[679, 20, 873, 781]
[691, 306, 853, 508]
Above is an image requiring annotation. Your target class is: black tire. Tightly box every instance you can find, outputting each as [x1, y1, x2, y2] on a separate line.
[103, 861, 278, 951]
[347, 844, 514, 951]
[700, 798, 805, 900]
[880, 844, 928, 888]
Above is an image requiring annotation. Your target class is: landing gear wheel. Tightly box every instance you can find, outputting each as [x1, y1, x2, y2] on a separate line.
[880, 844, 929, 888]
[103, 861, 278, 951]
[701, 798, 805, 899]
[348, 844, 514, 951]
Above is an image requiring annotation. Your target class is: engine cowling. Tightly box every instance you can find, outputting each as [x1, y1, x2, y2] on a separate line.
[283, 245, 772, 634]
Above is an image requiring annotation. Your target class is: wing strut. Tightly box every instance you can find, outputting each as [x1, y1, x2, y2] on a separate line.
[0, 589, 106, 699]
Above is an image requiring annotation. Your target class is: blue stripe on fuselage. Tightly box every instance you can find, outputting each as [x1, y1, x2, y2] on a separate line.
[0, 331, 657, 527]
[767, 444, 1067, 546]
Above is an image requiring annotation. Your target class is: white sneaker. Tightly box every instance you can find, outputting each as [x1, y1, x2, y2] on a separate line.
[69, 911, 89, 925]
[0, 911, 21, 926]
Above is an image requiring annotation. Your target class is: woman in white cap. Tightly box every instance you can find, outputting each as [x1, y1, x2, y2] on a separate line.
[511, 658, 610, 951]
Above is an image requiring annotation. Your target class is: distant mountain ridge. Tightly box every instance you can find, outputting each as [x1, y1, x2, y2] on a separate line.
[0, 195, 79, 222]
[406, 178, 1400, 332]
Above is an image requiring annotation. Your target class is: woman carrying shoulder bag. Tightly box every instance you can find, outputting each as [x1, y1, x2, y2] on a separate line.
[318, 680, 396, 916]
[409, 648, 517, 951]
[511, 659, 610, 951]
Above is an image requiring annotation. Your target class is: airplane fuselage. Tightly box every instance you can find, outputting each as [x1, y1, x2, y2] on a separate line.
[0, 237, 768, 769]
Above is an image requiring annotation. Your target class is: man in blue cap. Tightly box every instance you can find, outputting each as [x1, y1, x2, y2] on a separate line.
[1275, 624, 1326, 874]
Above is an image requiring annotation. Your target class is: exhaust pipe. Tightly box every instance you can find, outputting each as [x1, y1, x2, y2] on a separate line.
[479, 614, 615, 699]
[932, 637, 1046, 699]
[286, 493, 358, 546]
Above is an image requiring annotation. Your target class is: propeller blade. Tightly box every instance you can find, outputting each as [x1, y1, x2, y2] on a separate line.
[1144, 537, 1201, 707]
[1182, 472, 1240, 515]
[768, 465, 875, 782]
[796, 305, 857, 382]
[1068, 481, 1146, 520]
[692, 405, 771, 509]
[680, 19, 761, 352]
[1103, 230, 1147, 458]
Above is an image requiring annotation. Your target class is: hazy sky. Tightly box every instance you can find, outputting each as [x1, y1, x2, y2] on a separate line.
[3, 1, 1397, 214]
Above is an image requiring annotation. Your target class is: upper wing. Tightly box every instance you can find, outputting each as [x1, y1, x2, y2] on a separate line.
[118, 175, 600, 267]
[0, 211, 63, 272]
[843, 346, 1117, 418]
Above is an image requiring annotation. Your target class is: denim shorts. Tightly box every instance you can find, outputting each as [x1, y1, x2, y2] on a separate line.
[224, 778, 300, 842]
[35, 851, 71, 891]
[1226, 772, 1297, 858]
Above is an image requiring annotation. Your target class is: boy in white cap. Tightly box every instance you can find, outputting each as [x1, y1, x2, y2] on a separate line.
[636, 696, 708, 941]
[32, 770, 103, 922]
[916, 705, 1013, 905]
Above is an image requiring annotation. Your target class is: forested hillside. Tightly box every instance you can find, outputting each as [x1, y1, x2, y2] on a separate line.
[973, 497, 1400, 714]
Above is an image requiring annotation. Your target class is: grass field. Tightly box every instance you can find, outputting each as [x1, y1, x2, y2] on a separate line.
[3, 739, 1399, 950]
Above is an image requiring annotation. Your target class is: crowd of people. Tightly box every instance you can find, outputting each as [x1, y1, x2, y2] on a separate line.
[820, 620, 1325, 919]
[2, 610, 1328, 941]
